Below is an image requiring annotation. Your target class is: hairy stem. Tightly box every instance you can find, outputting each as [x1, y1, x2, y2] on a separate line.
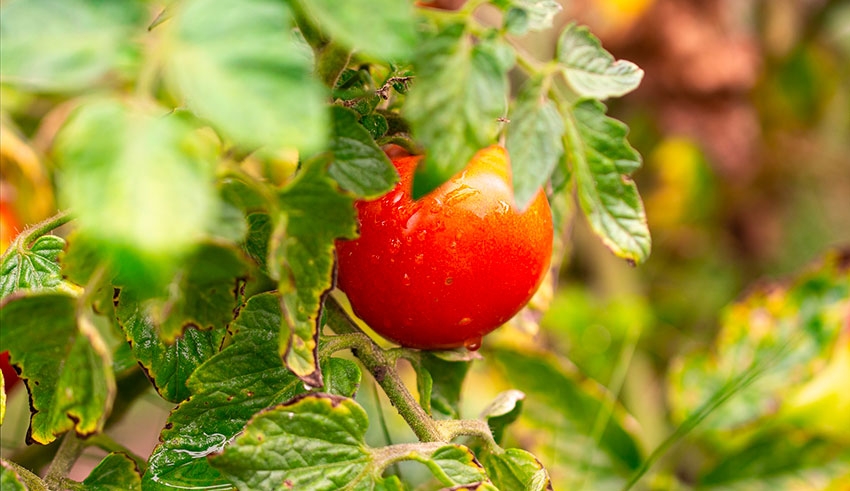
[43, 432, 86, 490]
[1, 209, 74, 263]
[288, 0, 351, 88]
[324, 296, 444, 442]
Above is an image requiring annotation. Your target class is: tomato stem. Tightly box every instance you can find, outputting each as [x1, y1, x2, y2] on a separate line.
[43, 432, 86, 490]
[324, 296, 445, 442]
[1, 209, 74, 264]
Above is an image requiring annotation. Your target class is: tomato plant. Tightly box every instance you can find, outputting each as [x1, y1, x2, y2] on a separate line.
[1, 0, 848, 490]
[337, 145, 553, 349]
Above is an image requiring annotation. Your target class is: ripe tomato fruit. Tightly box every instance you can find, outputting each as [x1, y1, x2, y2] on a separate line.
[1, 200, 23, 392]
[336, 145, 553, 350]
[1, 351, 20, 393]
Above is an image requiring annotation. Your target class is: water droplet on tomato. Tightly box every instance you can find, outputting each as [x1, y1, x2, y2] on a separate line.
[414, 254, 424, 265]
[433, 220, 445, 232]
[445, 277, 454, 285]
[369, 254, 381, 264]
[498, 200, 510, 214]
[389, 237, 401, 253]
[464, 337, 482, 351]
[459, 317, 472, 326]
[402, 273, 411, 286]
[429, 198, 443, 214]
[390, 190, 404, 205]
[417, 229, 428, 241]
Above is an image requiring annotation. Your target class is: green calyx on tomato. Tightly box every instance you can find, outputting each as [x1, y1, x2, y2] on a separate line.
[336, 145, 553, 350]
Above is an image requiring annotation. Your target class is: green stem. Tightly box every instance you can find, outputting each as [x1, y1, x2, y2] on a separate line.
[2, 459, 49, 490]
[1, 209, 74, 263]
[43, 432, 86, 490]
[324, 296, 444, 442]
[436, 419, 501, 453]
[288, 0, 351, 88]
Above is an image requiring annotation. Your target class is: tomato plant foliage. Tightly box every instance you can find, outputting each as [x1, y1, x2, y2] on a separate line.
[1, 0, 847, 490]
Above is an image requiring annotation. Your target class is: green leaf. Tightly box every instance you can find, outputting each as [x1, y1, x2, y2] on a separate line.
[115, 243, 248, 402]
[305, 0, 416, 59]
[556, 23, 643, 99]
[506, 78, 565, 209]
[482, 448, 552, 491]
[405, 26, 510, 198]
[566, 99, 650, 264]
[164, 0, 327, 154]
[244, 213, 274, 275]
[502, 1, 563, 35]
[414, 352, 472, 418]
[0, 0, 146, 92]
[82, 452, 142, 491]
[157, 242, 249, 343]
[209, 394, 488, 490]
[0, 235, 65, 300]
[491, 347, 642, 474]
[54, 99, 218, 296]
[480, 390, 526, 445]
[413, 445, 489, 487]
[0, 292, 115, 444]
[360, 114, 389, 141]
[668, 251, 850, 432]
[276, 155, 358, 386]
[0, 459, 29, 491]
[328, 106, 398, 199]
[209, 394, 371, 490]
[144, 293, 361, 490]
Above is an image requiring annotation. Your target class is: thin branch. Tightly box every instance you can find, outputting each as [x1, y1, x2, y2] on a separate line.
[323, 296, 444, 442]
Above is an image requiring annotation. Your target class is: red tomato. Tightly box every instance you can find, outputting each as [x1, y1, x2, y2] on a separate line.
[336, 145, 553, 350]
[1, 351, 20, 392]
[0, 201, 21, 253]
[1, 201, 23, 391]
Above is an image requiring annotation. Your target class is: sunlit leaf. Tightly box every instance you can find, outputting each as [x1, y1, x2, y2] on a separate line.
[480, 390, 526, 445]
[143, 293, 361, 490]
[566, 99, 650, 264]
[328, 105, 398, 199]
[557, 23, 643, 99]
[0, 235, 65, 300]
[502, 0, 563, 35]
[0, 292, 114, 444]
[276, 155, 358, 386]
[54, 99, 218, 296]
[165, 0, 327, 153]
[482, 448, 552, 491]
[405, 26, 510, 198]
[668, 251, 850, 431]
[0, 0, 146, 92]
[305, 0, 415, 59]
[506, 78, 564, 209]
